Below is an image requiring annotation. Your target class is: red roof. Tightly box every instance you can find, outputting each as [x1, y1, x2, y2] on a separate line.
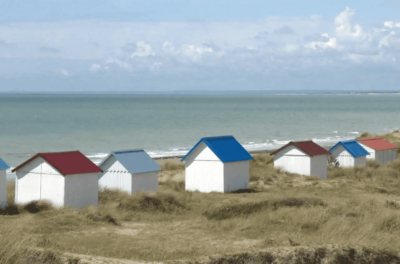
[357, 137, 398, 151]
[271, 141, 331, 157]
[12, 151, 103, 176]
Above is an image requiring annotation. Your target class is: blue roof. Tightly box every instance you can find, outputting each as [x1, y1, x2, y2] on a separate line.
[0, 158, 10, 170]
[99, 149, 161, 174]
[181, 135, 254, 163]
[329, 140, 370, 158]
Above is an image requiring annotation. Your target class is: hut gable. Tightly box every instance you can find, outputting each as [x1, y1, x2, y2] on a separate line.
[99, 149, 161, 174]
[271, 141, 330, 157]
[181, 135, 253, 163]
[0, 158, 10, 170]
[186, 142, 220, 162]
[329, 140, 369, 158]
[357, 137, 398, 151]
[12, 151, 102, 176]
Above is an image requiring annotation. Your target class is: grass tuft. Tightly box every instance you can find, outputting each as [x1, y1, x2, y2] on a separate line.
[160, 160, 185, 171]
[203, 197, 325, 220]
[23, 200, 53, 214]
[118, 192, 186, 213]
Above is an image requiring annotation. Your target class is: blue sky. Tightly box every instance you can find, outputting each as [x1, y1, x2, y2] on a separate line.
[0, 0, 399, 91]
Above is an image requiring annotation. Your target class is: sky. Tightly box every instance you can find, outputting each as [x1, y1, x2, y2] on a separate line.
[0, 0, 400, 92]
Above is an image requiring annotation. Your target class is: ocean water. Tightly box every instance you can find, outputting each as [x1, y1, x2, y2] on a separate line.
[1, 93, 399, 180]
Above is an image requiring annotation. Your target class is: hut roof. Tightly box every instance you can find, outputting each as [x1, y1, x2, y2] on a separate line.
[357, 137, 398, 151]
[12, 151, 102, 176]
[329, 140, 369, 158]
[0, 158, 10, 170]
[99, 149, 161, 174]
[270, 141, 330, 157]
[181, 135, 253, 163]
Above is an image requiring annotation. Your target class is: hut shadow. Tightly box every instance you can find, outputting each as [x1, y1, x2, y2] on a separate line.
[229, 188, 258, 194]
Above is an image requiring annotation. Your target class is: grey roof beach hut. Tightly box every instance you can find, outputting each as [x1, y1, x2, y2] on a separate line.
[0, 158, 10, 208]
[98, 149, 162, 194]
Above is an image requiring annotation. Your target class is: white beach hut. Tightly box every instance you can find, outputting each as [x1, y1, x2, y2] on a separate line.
[329, 140, 369, 167]
[270, 141, 331, 180]
[0, 158, 10, 208]
[12, 151, 102, 209]
[98, 149, 161, 194]
[357, 137, 398, 164]
[181, 135, 254, 193]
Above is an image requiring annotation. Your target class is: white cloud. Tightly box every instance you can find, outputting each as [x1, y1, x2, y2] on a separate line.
[89, 63, 101, 72]
[305, 34, 338, 50]
[0, 7, 399, 82]
[131, 41, 155, 57]
[384, 21, 400, 28]
[57, 69, 70, 76]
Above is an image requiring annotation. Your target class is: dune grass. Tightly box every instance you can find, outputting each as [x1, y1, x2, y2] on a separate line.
[2, 134, 400, 263]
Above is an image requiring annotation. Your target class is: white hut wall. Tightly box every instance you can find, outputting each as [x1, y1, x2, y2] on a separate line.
[274, 146, 311, 175]
[39, 161, 65, 206]
[392, 149, 398, 162]
[310, 155, 328, 180]
[354, 156, 367, 166]
[15, 157, 46, 204]
[185, 160, 224, 192]
[376, 149, 398, 164]
[65, 173, 98, 209]
[99, 155, 132, 193]
[359, 144, 375, 160]
[131, 171, 159, 193]
[185, 142, 224, 192]
[0, 170, 6, 207]
[223, 161, 249, 192]
[331, 145, 355, 167]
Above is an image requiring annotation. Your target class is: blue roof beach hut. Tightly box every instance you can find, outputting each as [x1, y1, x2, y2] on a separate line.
[181, 136, 253, 193]
[0, 158, 10, 208]
[329, 140, 369, 167]
[98, 149, 161, 194]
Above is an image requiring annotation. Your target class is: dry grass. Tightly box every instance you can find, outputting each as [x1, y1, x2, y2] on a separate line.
[2, 133, 400, 262]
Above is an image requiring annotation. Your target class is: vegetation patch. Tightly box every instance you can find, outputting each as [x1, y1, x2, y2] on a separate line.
[159, 180, 185, 192]
[118, 192, 186, 213]
[206, 246, 400, 264]
[0, 204, 20, 215]
[203, 197, 325, 220]
[23, 200, 53, 214]
[377, 215, 400, 232]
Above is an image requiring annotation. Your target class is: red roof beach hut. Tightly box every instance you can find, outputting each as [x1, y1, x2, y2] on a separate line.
[12, 151, 102, 209]
[357, 137, 398, 164]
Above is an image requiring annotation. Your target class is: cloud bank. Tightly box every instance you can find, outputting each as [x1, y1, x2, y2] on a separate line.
[0, 7, 399, 91]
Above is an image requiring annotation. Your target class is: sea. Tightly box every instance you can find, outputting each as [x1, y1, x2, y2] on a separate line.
[1, 92, 399, 181]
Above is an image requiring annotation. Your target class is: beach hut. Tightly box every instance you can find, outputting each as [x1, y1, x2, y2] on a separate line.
[181, 135, 253, 193]
[0, 158, 10, 208]
[270, 141, 331, 180]
[329, 140, 369, 167]
[98, 149, 161, 194]
[12, 151, 102, 209]
[357, 137, 398, 164]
